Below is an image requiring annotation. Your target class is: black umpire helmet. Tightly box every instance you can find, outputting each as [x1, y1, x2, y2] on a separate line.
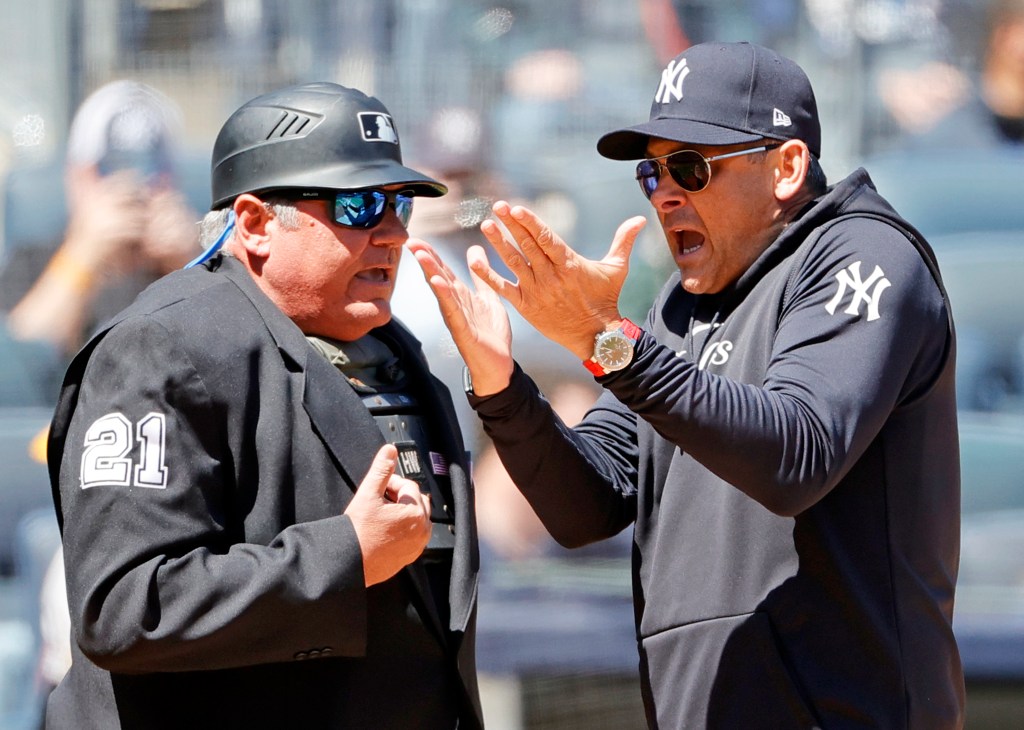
[210, 82, 447, 209]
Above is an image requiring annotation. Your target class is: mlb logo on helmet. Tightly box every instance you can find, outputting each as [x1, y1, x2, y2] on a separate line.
[209, 82, 446, 210]
[359, 112, 399, 144]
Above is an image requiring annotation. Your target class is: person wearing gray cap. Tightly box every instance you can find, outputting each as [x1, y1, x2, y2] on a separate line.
[412, 42, 963, 728]
[44, 82, 483, 729]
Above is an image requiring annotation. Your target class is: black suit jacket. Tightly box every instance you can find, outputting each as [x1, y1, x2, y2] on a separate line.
[46, 255, 482, 729]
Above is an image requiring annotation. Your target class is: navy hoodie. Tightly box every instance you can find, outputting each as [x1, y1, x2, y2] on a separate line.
[471, 168, 964, 729]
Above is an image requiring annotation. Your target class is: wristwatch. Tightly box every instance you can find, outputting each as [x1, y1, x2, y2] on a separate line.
[583, 319, 641, 376]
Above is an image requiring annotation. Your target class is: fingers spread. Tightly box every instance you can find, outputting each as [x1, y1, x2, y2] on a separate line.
[474, 229, 523, 306]
[489, 203, 552, 276]
[489, 200, 532, 243]
[606, 216, 648, 265]
[506, 204, 568, 268]
[480, 218, 534, 284]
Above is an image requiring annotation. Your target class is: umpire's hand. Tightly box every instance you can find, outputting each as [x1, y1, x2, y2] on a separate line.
[345, 444, 432, 586]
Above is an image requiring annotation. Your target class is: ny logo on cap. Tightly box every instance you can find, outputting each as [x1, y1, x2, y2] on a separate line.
[655, 59, 690, 104]
[358, 112, 399, 144]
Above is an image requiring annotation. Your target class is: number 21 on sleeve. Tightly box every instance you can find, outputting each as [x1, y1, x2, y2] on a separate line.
[80, 412, 169, 489]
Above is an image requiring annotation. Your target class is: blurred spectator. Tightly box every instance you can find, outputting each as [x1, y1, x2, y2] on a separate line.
[877, 61, 972, 136]
[393, 105, 507, 444]
[0, 81, 198, 725]
[889, 0, 1024, 148]
[37, 548, 70, 699]
[1, 80, 199, 358]
[474, 375, 602, 561]
[492, 48, 585, 198]
[974, 0, 1024, 143]
[394, 107, 621, 563]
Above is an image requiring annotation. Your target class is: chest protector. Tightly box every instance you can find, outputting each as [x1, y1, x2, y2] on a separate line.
[307, 334, 456, 559]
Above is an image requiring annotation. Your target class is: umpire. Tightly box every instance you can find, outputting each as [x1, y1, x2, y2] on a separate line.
[45, 82, 483, 729]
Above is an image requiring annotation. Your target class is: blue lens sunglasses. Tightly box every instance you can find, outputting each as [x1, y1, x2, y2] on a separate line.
[280, 188, 415, 229]
[186, 188, 414, 269]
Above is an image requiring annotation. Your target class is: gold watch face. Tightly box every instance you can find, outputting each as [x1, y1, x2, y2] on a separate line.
[594, 330, 634, 371]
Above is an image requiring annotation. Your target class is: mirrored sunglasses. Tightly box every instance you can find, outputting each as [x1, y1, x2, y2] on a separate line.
[635, 144, 780, 198]
[273, 188, 414, 229]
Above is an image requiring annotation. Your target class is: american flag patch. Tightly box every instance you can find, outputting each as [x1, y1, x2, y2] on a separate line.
[429, 452, 449, 476]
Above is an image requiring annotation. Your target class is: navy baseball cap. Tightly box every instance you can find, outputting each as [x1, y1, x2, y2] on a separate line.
[597, 41, 821, 160]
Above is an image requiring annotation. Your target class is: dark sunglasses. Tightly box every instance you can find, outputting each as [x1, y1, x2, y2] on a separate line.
[271, 188, 415, 229]
[635, 144, 780, 198]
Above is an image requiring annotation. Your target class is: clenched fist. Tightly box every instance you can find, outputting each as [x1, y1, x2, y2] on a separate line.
[345, 444, 432, 586]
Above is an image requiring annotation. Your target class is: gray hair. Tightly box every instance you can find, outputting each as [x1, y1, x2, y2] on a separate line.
[804, 155, 828, 196]
[197, 198, 301, 251]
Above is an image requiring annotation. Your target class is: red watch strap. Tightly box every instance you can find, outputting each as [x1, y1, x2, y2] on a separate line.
[583, 358, 607, 376]
[620, 318, 642, 340]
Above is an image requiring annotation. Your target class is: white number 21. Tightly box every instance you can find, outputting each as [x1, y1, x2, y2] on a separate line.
[80, 412, 169, 489]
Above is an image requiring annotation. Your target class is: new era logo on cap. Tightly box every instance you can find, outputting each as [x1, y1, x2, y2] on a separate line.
[773, 108, 792, 127]
[358, 112, 399, 144]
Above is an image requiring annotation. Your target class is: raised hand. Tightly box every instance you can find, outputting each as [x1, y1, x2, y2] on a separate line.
[345, 444, 432, 587]
[474, 201, 647, 360]
[142, 186, 200, 272]
[407, 238, 515, 396]
[63, 166, 150, 274]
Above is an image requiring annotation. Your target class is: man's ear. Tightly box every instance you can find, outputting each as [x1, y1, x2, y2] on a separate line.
[231, 194, 273, 259]
[774, 140, 810, 202]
